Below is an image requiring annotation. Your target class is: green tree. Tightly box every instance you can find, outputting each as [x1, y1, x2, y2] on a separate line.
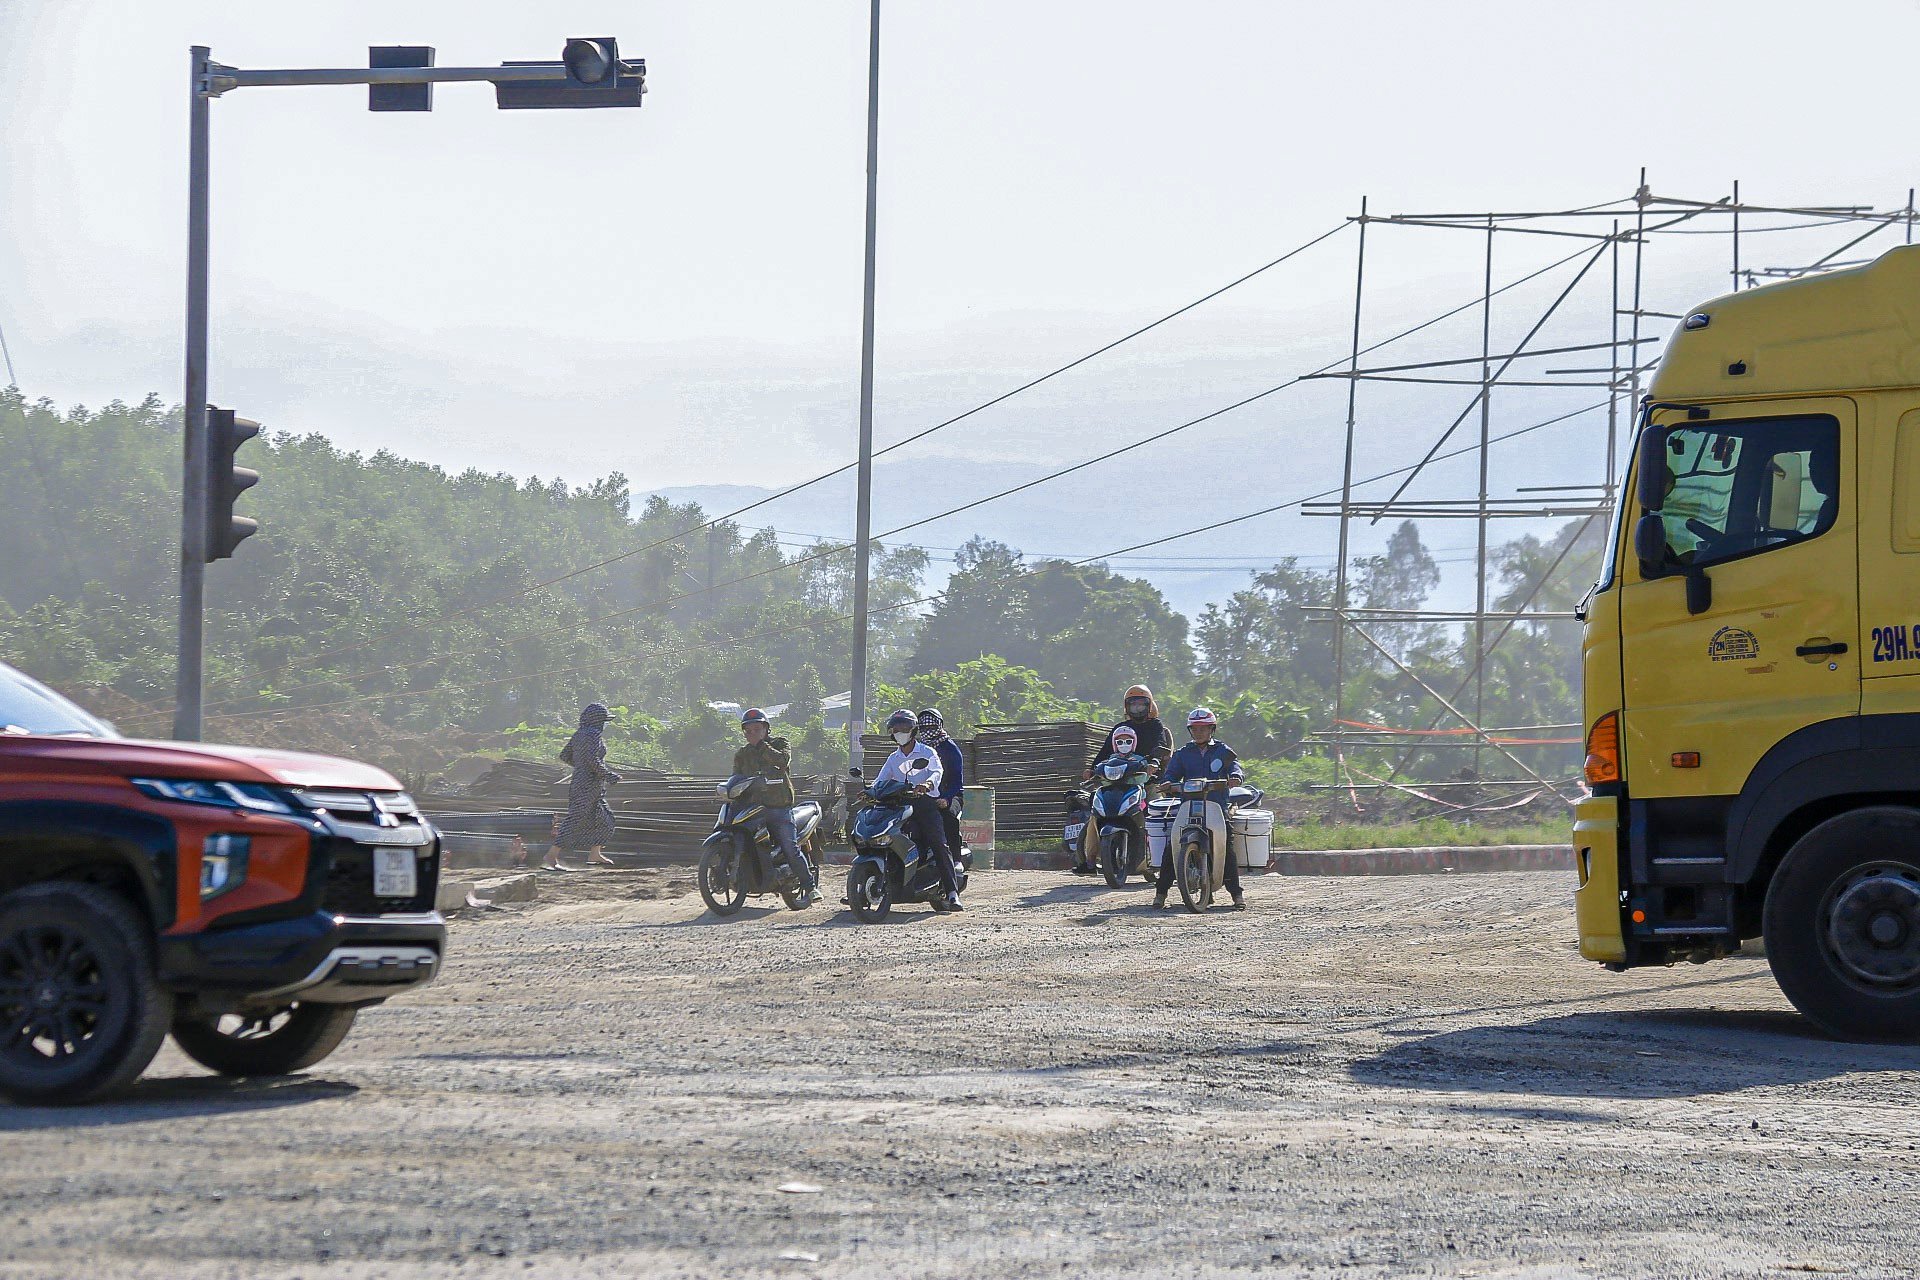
[873, 655, 1091, 737]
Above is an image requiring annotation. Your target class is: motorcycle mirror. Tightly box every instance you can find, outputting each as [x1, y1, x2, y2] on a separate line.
[849, 767, 863, 778]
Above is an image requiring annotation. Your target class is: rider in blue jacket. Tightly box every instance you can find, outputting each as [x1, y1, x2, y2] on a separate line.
[918, 709, 965, 862]
[1154, 706, 1246, 910]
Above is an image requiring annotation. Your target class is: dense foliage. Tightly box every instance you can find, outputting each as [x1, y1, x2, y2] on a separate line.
[0, 391, 1599, 796]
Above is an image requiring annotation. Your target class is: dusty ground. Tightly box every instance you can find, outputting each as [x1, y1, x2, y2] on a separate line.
[3, 867, 1918, 1280]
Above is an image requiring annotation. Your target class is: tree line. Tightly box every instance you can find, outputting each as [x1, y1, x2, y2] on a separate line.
[0, 390, 1602, 794]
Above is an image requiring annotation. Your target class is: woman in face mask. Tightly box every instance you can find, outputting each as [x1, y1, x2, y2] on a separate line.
[1076, 684, 1172, 874]
[553, 702, 621, 868]
[871, 709, 961, 911]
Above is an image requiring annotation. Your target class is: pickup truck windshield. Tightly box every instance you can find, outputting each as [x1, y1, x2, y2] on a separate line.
[0, 663, 116, 738]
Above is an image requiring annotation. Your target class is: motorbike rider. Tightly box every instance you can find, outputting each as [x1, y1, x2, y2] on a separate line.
[918, 708, 966, 864]
[874, 709, 962, 912]
[732, 708, 813, 890]
[1076, 684, 1173, 874]
[1153, 706, 1246, 911]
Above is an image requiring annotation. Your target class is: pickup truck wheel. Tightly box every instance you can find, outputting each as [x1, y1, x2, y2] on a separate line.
[0, 881, 173, 1105]
[171, 1003, 359, 1077]
[1765, 806, 1920, 1042]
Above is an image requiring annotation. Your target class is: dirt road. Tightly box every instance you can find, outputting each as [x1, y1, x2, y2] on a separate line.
[4, 868, 1918, 1279]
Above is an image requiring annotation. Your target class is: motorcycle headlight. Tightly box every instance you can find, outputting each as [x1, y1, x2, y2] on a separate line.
[132, 777, 295, 814]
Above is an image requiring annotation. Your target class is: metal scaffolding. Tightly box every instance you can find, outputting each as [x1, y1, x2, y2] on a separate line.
[1307, 171, 1919, 810]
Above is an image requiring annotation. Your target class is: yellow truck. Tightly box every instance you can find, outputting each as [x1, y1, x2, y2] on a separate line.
[1577, 244, 1920, 1040]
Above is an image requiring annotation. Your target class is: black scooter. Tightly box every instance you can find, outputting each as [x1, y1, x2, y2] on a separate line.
[697, 774, 822, 915]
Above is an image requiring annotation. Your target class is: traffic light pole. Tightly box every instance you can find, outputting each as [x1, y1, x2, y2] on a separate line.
[174, 46, 213, 741]
[169, 39, 643, 741]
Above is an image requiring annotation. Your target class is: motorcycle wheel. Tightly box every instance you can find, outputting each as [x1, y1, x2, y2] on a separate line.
[1099, 828, 1127, 888]
[1176, 837, 1210, 914]
[698, 845, 747, 917]
[780, 862, 815, 912]
[847, 861, 892, 923]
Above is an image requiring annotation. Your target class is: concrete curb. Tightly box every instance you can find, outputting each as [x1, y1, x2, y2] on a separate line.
[794, 845, 1571, 876]
[1271, 844, 1572, 876]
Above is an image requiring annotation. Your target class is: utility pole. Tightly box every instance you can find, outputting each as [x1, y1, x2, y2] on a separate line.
[847, 0, 882, 774]
[169, 38, 645, 740]
[174, 47, 213, 741]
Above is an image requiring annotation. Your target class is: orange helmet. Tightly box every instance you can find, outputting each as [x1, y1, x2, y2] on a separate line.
[1124, 684, 1158, 721]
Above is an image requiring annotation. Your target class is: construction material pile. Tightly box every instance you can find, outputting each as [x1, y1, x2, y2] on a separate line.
[971, 722, 1106, 845]
[420, 758, 825, 861]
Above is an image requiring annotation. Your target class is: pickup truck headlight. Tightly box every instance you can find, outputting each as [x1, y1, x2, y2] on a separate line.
[200, 833, 250, 899]
[131, 777, 296, 814]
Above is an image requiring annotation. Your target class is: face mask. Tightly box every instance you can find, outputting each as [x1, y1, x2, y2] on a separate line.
[893, 731, 914, 746]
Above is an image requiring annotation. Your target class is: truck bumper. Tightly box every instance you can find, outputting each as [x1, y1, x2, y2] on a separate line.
[158, 910, 445, 1006]
[1574, 795, 1627, 963]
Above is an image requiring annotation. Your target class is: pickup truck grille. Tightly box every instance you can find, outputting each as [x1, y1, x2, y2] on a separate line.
[319, 841, 439, 916]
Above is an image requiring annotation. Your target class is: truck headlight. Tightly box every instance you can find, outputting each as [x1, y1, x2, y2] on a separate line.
[201, 833, 251, 899]
[133, 777, 295, 814]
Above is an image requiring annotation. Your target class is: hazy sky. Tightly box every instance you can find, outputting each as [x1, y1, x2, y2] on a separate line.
[5, 0, 1919, 604]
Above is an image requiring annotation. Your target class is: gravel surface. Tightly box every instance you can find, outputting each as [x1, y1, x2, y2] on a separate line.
[4, 867, 1918, 1279]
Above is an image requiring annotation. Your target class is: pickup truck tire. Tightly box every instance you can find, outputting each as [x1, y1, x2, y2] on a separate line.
[171, 1003, 359, 1077]
[1764, 806, 1920, 1042]
[0, 880, 174, 1105]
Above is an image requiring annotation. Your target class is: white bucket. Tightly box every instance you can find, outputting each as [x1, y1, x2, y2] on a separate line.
[1146, 804, 1178, 868]
[1229, 808, 1275, 869]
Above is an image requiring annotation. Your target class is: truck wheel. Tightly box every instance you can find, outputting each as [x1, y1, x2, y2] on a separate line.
[1765, 806, 1920, 1042]
[0, 881, 173, 1105]
[171, 1003, 358, 1076]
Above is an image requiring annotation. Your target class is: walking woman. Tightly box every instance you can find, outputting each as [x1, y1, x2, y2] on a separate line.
[550, 702, 620, 868]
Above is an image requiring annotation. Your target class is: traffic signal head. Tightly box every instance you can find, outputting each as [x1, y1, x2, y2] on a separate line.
[206, 406, 260, 562]
[496, 37, 644, 109]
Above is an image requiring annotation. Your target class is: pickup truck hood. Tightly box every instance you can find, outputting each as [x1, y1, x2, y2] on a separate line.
[5, 735, 403, 791]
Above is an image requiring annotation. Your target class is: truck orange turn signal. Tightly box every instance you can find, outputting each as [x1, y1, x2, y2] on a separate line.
[1671, 751, 1701, 769]
[1584, 711, 1621, 786]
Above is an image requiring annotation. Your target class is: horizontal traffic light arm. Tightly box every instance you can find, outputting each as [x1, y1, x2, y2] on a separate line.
[204, 60, 641, 94]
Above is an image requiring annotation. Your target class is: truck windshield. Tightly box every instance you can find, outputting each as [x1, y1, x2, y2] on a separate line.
[1652, 414, 1838, 569]
[0, 662, 116, 738]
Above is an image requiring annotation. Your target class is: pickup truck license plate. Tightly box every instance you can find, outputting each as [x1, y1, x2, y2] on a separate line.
[373, 848, 417, 899]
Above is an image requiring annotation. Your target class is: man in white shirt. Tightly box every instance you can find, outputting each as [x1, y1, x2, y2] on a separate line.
[873, 709, 961, 911]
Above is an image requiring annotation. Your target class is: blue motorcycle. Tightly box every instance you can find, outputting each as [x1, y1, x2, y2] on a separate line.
[1090, 753, 1155, 888]
[845, 773, 971, 922]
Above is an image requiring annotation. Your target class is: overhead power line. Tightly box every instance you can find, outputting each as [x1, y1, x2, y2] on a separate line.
[275, 221, 1353, 674]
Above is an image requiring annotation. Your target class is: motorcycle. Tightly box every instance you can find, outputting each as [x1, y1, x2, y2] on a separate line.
[845, 770, 972, 922]
[697, 774, 823, 916]
[1166, 776, 1262, 913]
[1063, 788, 1092, 864]
[1090, 754, 1154, 888]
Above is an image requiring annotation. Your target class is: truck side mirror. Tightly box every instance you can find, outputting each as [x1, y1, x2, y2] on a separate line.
[1633, 512, 1669, 579]
[1635, 426, 1668, 516]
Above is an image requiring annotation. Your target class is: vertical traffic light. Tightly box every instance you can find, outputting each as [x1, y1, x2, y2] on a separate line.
[205, 406, 260, 562]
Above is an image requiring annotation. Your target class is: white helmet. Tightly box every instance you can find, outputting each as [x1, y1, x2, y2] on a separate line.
[1187, 707, 1217, 729]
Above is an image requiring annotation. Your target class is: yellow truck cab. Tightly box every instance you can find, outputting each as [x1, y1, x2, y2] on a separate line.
[1578, 243, 1920, 1040]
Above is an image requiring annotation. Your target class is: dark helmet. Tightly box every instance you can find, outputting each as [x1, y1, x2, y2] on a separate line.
[740, 707, 770, 727]
[885, 709, 917, 736]
[916, 708, 944, 730]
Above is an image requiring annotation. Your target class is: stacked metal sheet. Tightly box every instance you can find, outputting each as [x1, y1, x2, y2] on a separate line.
[970, 722, 1106, 844]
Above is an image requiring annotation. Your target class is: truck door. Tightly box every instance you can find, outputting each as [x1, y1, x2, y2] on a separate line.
[1620, 399, 1858, 801]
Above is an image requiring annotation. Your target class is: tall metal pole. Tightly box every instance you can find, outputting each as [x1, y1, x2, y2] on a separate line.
[1330, 198, 1367, 781]
[1605, 218, 1620, 502]
[1731, 178, 1741, 292]
[847, 0, 882, 773]
[1471, 215, 1494, 776]
[174, 46, 213, 741]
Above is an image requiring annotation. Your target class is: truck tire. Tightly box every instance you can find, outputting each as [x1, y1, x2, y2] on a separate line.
[171, 1003, 359, 1076]
[1764, 806, 1920, 1042]
[0, 881, 173, 1105]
